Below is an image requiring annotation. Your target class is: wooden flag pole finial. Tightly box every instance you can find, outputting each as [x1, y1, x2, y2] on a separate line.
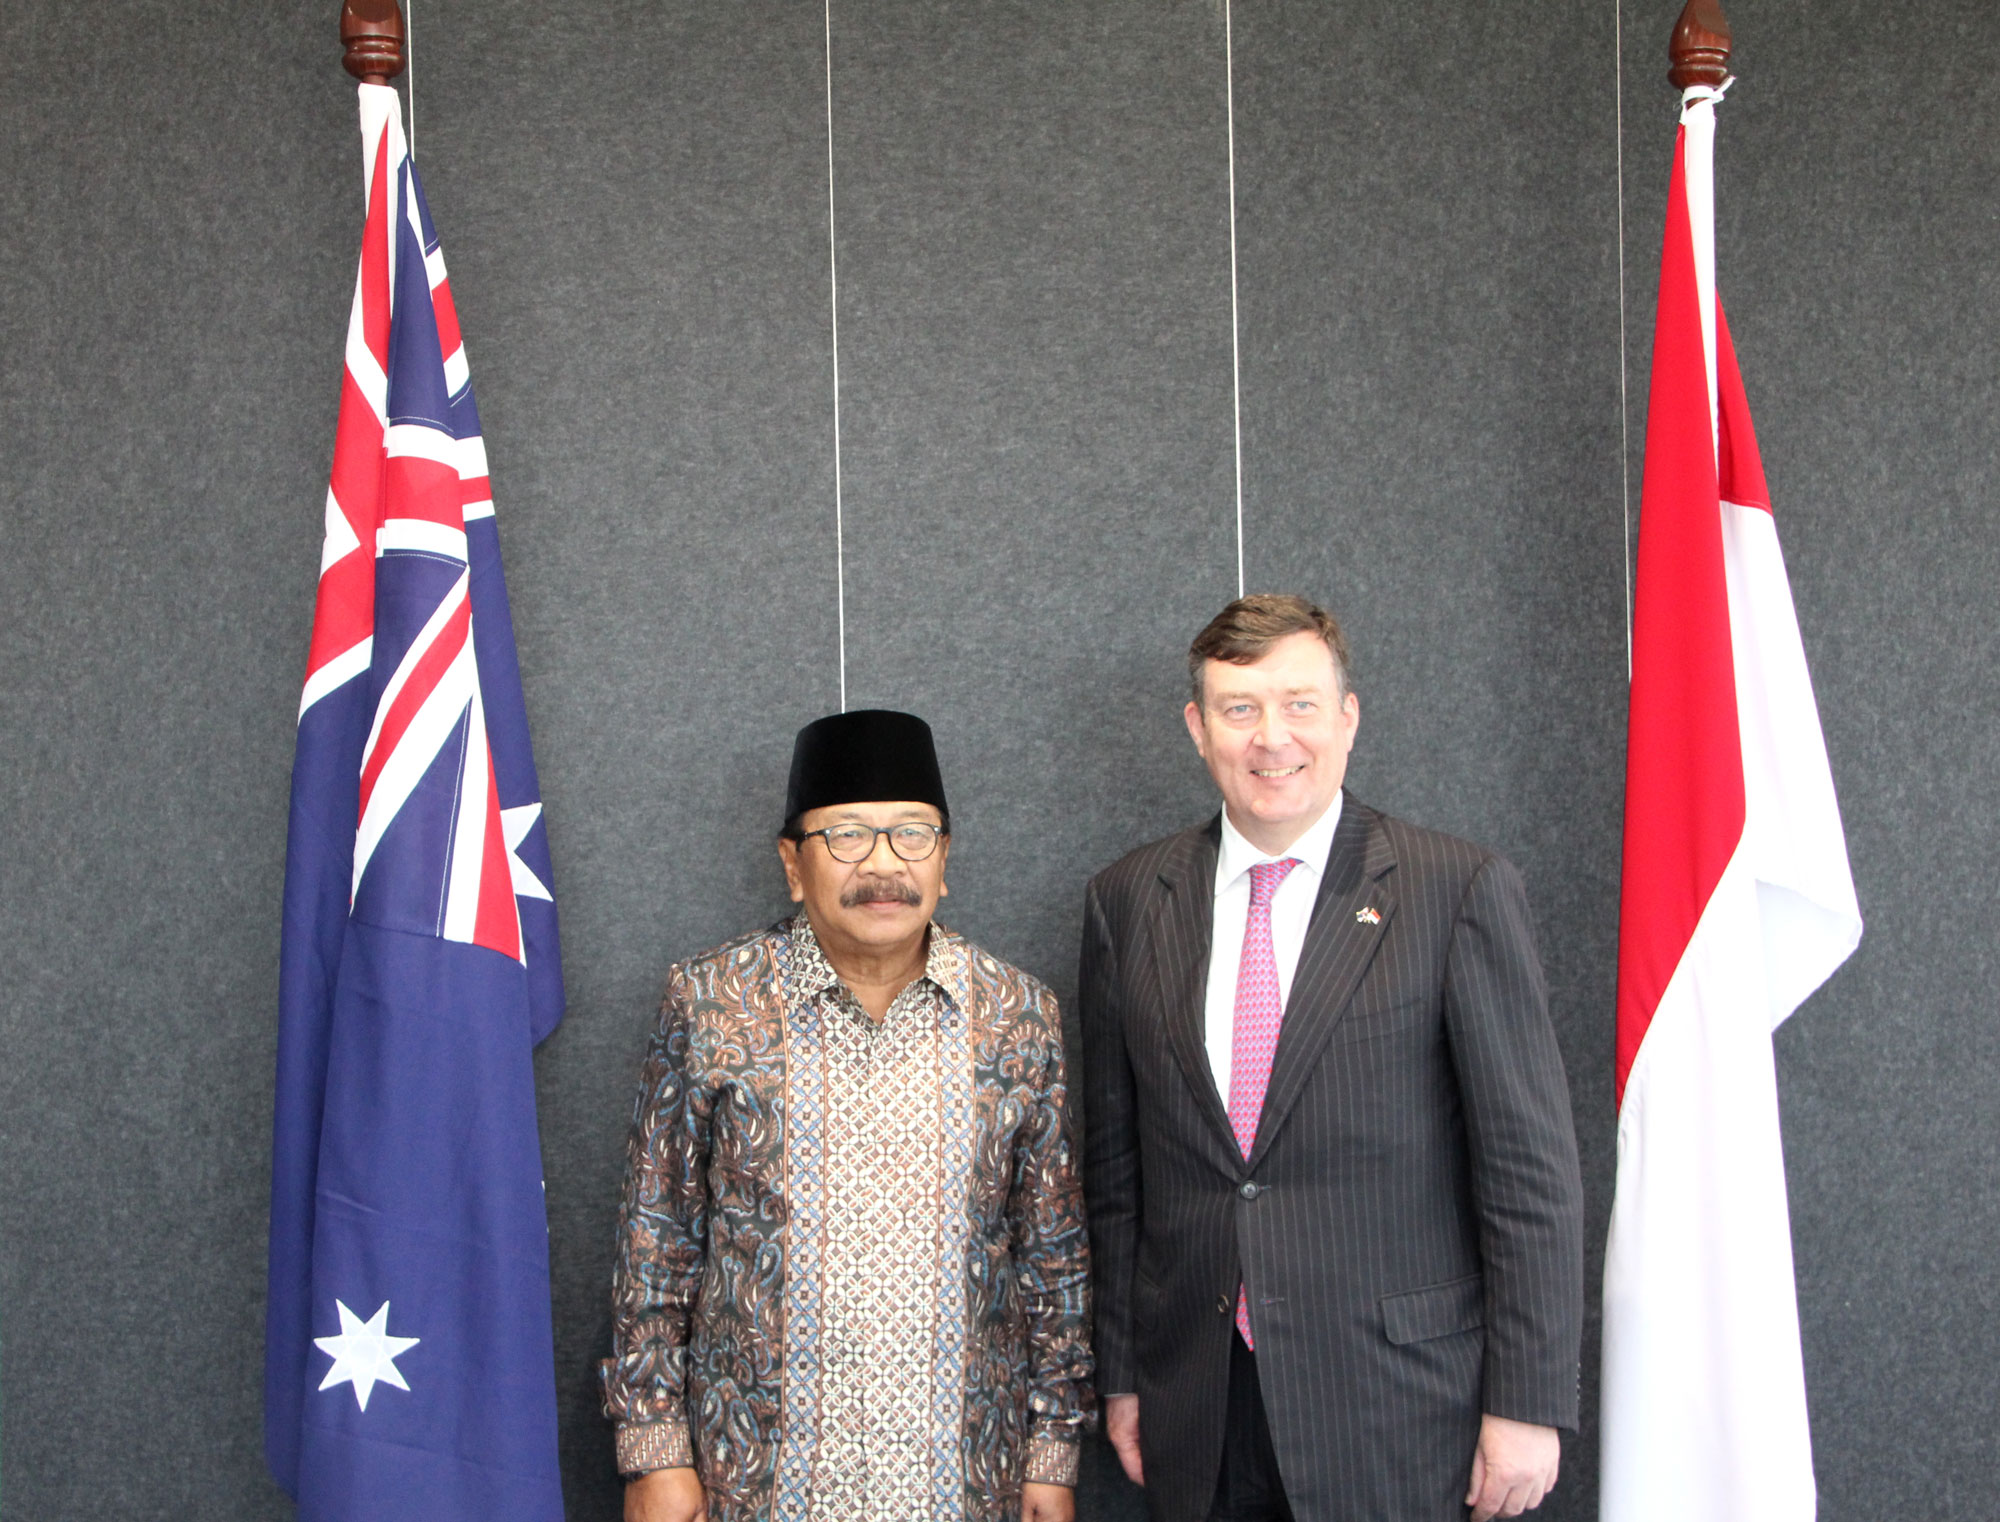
[1668, 0, 1732, 91]
[341, 0, 406, 86]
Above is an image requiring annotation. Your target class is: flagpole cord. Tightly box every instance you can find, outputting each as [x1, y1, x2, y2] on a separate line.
[823, 0, 848, 713]
[1615, 0, 1632, 680]
[1224, 0, 1246, 600]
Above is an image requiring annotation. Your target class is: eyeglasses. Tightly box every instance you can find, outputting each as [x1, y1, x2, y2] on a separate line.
[799, 822, 946, 863]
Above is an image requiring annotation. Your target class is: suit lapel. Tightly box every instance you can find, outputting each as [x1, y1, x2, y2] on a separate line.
[1148, 819, 1239, 1160]
[1247, 798, 1399, 1170]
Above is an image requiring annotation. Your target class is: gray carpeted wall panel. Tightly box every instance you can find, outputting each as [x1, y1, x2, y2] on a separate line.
[2, 3, 1995, 1520]
[0, 2, 350, 1515]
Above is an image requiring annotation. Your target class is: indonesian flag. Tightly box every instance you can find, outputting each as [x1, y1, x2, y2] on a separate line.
[1600, 85, 1862, 1522]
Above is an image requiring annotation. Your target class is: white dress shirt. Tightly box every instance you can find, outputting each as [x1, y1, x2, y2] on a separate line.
[1204, 793, 1345, 1102]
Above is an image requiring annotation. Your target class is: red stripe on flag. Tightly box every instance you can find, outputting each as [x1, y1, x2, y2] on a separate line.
[1614, 126, 1748, 1103]
[384, 453, 469, 527]
[432, 276, 464, 367]
[357, 593, 471, 818]
[471, 743, 522, 962]
[305, 369, 386, 686]
[302, 133, 395, 693]
[305, 554, 375, 682]
[328, 368, 386, 529]
[1715, 305, 1772, 514]
[360, 132, 392, 373]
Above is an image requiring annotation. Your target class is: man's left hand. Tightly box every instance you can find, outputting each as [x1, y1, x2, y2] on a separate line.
[1465, 1414, 1559, 1522]
[1021, 1482, 1075, 1522]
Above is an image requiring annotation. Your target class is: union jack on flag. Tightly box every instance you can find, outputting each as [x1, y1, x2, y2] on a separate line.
[265, 80, 565, 1521]
[301, 85, 552, 960]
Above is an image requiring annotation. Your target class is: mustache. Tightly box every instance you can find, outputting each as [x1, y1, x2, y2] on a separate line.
[840, 876, 923, 908]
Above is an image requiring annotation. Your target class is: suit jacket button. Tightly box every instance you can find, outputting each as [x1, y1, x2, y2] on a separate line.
[1216, 1295, 1230, 1314]
[1239, 1181, 1260, 1200]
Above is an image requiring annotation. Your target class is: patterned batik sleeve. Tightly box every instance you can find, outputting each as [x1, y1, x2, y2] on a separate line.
[1008, 987, 1097, 1487]
[599, 967, 711, 1473]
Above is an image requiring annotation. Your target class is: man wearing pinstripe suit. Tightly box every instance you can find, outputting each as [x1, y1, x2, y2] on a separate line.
[1080, 595, 1583, 1522]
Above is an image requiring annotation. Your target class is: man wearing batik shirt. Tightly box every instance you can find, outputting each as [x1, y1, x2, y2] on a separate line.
[604, 709, 1094, 1522]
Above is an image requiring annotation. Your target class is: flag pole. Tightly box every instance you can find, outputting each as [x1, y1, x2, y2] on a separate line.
[1667, 0, 1731, 92]
[340, 0, 406, 86]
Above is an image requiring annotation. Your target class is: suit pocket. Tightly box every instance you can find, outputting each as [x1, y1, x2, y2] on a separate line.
[1333, 992, 1432, 1044]
[1133, 1269, 1162, 1334]
[1380, 1273, 1484, 1345]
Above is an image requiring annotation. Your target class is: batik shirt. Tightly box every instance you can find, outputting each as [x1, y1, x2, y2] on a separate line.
[601, 914, 1094, 1522]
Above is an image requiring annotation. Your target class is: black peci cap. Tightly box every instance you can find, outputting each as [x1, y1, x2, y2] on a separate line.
[783, 710, 949, 831]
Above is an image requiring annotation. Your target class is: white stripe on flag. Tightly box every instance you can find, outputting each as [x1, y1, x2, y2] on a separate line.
[441, 680, 491, 943]
[352, 636, 477, 901]
[343, 259, 389, 427]
[385, 421, 463, 469]
[377, 518, 469, 562]
[1601, 848, 1812, 1522]
[298, 637, 372, 721]
[1683, 94, 1722, 458]
[355, 83, 400, 208]
[1719, 500, 1862, 1022]
[320, 487, 363, 575]
[359, 571, 469, 780]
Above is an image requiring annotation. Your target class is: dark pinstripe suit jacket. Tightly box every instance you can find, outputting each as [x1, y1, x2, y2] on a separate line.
[1080, 794, 1583, 1522]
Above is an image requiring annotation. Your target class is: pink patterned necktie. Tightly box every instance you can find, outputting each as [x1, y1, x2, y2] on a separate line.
[1229, 856, 1299, 1349]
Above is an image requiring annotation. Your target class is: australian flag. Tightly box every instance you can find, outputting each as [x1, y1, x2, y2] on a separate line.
[265, 80, 565, 1521]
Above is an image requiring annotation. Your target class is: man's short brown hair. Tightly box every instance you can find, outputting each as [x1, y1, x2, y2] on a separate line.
[1188, 593, 1354, 705]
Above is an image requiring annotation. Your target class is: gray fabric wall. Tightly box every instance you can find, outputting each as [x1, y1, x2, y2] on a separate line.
[1, 1, 1992, 1518]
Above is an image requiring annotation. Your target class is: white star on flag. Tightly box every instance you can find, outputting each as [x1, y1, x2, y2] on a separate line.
[315, 1299, 421, 1411]
[502, 802, 553, 901]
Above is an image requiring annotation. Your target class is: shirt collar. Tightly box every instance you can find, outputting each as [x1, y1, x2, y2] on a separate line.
[1215, 790, 1344, 893]
[787, 912, 843, 999]
[786, 911, 965, 1009]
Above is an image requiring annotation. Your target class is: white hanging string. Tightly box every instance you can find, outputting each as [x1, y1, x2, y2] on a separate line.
[1224, 0, 1246, 599]
[1614, 0, 1630, 677]
[823, 0, 848, 712]
[405, 0, 415, 160]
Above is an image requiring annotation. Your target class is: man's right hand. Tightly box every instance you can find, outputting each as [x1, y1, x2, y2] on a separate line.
[1105, 1393, 1144, 1486]
[626, 1466, 705, 1522]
